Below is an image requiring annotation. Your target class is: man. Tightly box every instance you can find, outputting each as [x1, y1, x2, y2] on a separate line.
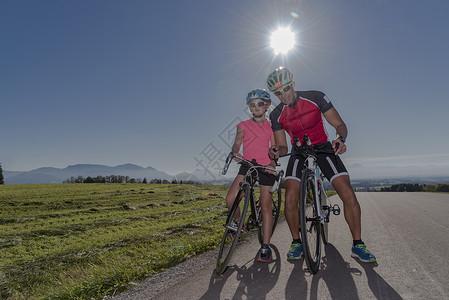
[266, 67, 376, 263]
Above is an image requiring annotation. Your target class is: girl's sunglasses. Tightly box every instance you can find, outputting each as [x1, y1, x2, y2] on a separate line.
[248, 101, 266, 108]
[274, 84, 292, 96]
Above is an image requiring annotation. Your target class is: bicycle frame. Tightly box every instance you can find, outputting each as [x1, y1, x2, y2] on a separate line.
[222, 152, 283, 228]
[305, 154, 330, 226]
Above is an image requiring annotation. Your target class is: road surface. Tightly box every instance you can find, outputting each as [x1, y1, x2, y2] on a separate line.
[114, 192, 449, 300]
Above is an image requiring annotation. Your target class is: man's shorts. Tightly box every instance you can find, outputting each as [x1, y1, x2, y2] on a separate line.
[285, 142, 349, 184]
[238, 163, 276, 186]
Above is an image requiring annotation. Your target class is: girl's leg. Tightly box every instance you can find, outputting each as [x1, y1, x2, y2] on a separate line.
[225, 174, 245, 221]
[259, 185, 273, 245]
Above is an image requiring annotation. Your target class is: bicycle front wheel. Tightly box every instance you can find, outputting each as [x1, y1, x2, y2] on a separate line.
[319, 183, 329, 245]
[300, 168, 321, 274]
[258, 187, 282, 245]
[216, 184, 250, 275]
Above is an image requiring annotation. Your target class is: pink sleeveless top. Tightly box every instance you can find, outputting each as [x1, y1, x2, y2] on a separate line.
[237, 119, 273, 165]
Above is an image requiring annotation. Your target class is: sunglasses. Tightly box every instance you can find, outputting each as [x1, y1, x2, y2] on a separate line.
[273, 84, 292, 96]
[248, 101, 266, 108]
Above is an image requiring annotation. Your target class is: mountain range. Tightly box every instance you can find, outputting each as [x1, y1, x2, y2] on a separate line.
[4, 164, 174, 184]
[3, 163, 449, 185]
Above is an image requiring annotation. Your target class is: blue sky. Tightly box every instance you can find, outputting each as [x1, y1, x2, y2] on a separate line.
[1, 0, 449, 178]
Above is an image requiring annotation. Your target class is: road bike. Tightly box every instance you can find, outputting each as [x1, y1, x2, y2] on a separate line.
[216, 152, 284, 275]
[291, 135, 341, 274]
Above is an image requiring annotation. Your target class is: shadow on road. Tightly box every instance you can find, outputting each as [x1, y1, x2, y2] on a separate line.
[307, 243, 402, 300]
[199, 243, 402, 300]
[353, 259, 403, 300]
[308, 243, 361, 299]
[284, 257, 308, 299]
[199, 245, 281, 300]
[199, 265, 234, 300]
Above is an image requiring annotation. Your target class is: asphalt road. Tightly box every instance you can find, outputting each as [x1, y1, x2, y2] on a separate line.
[115, 192, 449, 300]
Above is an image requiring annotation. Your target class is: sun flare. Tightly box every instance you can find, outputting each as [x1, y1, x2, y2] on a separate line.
[270, 27, 296, 55]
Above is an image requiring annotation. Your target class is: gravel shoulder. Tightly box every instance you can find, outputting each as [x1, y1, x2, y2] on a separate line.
[109, 248, 220, 300]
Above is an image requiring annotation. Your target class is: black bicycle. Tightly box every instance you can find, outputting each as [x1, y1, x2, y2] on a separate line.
[216, 152, 284, 275]
[291, 135, 341, 274]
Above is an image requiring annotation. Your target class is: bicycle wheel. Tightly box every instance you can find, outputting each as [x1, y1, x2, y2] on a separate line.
[258, 187, 282, 245]
[216, 184, 250, 275]
[300, 168, 321, 274]
[319, 183, 329, 245]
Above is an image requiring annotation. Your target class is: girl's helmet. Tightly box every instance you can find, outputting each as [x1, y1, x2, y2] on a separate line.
[266, 67, 293, 92]
[246, 89, 271, 104]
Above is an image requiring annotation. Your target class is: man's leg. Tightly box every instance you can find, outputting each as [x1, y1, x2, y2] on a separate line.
[332, 175, 376, 262]
[331, 175, 361, 240]
[284, 179, 304, 259]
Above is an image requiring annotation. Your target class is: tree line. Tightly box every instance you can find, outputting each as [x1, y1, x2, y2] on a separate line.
[63, 175, 200, 185]
[380, 183, 449, 192]
[0, 163, 4, 185]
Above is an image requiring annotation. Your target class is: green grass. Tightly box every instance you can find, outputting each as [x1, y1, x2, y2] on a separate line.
[0, 183, 230, 299]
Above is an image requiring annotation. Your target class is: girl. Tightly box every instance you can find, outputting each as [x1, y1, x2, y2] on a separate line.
[225, 88, 277, 262]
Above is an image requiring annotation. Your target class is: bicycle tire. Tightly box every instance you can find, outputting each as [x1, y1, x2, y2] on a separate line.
[257, 187, 282, 244]
[216, 184, 250, 275]
[300, 168, 321, 274]
[319, 183, 329, 245]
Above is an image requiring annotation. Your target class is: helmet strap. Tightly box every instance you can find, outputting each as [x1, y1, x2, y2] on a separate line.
[252, 113, 266, 122]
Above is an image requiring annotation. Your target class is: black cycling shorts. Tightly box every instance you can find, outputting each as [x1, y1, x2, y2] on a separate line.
[238, 163, 276, 186]
[285, 142, 349, 183]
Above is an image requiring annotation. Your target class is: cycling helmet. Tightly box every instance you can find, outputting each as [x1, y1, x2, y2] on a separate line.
[266, 67, 293, 92]
[246, 89, 271, 104]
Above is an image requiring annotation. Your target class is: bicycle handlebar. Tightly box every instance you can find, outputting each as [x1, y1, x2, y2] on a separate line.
[221, 152, 284, 192]
[221, 152, 234, 175]
[279, 135, 338, 158]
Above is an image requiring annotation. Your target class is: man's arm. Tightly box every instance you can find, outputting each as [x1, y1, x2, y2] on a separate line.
[323, 107, 348, 154]
[269, 129, 288, 159]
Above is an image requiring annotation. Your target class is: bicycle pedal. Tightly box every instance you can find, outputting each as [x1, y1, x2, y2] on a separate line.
[332, 204, 341, 215]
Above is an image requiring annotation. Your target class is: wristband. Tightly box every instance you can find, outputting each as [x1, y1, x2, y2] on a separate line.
[336, 135, 346, 143]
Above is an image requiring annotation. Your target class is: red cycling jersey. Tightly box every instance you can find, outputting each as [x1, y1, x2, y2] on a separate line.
[269, 90, 333, 146]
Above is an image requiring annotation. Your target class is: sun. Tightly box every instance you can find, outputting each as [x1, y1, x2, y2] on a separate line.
[270, 27, 296, 55]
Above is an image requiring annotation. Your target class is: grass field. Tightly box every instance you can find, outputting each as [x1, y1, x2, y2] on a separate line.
[0, 183, 232, 299]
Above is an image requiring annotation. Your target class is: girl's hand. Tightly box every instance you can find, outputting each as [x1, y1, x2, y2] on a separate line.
[233, 152, 244, 163]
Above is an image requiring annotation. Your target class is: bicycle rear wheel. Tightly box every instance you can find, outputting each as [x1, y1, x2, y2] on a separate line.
[216, 184, 250, 275]
[300, 168, 321, 274]
[258, 187, 282, 244]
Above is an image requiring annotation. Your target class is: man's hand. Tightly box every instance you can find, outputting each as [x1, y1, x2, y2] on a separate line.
[268, 145, 280, 160]
[332, 139, 347, 155]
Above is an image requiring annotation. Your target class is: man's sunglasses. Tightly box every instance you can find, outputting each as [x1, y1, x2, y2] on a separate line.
[274, 84, 292, 96]
[248, 101, 266, 108]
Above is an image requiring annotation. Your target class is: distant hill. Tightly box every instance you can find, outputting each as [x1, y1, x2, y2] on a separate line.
[4, 164, 172, 184]
[3, 162, 448, 186]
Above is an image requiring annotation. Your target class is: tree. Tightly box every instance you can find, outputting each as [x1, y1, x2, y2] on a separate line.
[0, 163, 4, 184]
